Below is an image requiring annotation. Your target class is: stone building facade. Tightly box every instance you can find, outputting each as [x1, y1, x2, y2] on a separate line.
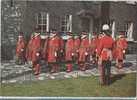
[1, 0, 27, 60]
[1, 0, 137, 60]
[109, 2, 137, 41]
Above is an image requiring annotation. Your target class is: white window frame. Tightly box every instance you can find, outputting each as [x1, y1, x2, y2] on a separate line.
[111, 20, 115, 39]
[61, 15, 72, 32]
[36, 12, 49, 33]
[109, 20, 115, 39]
[126, 22, 134, 41]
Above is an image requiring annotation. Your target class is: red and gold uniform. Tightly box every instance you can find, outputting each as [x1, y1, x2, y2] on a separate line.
[97, 34, 114, 62]
[74, 35, 80, 64]
[90, 32, 99, 64]
[42, 35, 49, 60]
[59, 35, 65, 62]
[113, 32, 128, 69]
[16, 32, 26, 64]
[97, 30, 114, 85]
[47, 30, 61, 73]
[65, 32, 75, 72]
[78, 31, 90, 71]
[31, 31, 41, 75]
[26, 34, 34, 63]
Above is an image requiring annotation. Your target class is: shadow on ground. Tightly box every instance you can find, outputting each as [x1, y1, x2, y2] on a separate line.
[111, 74, 125, 84]
[123, 62, 133, 68]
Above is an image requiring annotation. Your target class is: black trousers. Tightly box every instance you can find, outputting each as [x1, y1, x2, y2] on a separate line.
[102, 60, 111, 85]
[16, 54, 25, 65]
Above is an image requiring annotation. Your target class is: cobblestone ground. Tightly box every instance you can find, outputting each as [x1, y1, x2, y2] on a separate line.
[0, 54, 136, 84]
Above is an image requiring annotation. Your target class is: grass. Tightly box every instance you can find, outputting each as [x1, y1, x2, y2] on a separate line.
[0, 73, 136, 97]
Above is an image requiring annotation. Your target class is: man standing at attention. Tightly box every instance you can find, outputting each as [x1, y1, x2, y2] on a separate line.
[78, 31, 90, 71]
[113, 31, 128, 69]
[46, 29, 61, 73]
[16, 32, 26, 65]
[31, 27, 41, 75]
[97, 24, 114, 85]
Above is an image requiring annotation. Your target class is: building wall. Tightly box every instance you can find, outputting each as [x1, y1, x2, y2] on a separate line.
[109, 2, 137, 40]
[23, 1, 101, 34]
[1, 1, 137, 61]
[1, 0, 27, 60]
[1, 1, 102, 60]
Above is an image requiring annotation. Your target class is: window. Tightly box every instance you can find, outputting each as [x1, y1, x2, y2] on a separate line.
[125, 22, 134, 41]
[61, 15, 72, 32]
[109, 20, 115, 39]
[36, 12, 49, 33]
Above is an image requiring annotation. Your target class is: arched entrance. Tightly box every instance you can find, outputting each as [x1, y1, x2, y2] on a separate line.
[77, 10, 94, 33]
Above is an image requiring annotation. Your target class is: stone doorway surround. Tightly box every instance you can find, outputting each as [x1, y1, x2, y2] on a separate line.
[77, 9, 94, 33]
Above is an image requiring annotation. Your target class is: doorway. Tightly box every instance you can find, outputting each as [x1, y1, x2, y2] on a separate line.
[81, 17, 94, 33]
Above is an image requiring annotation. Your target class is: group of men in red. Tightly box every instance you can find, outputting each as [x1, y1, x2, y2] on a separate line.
[16, 24, 127, 85]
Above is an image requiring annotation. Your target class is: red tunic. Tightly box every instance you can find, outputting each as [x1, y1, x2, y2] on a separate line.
[74, 38, 80, 52]
[16, 37, 25, 57]
[31, 35, 41, 62]
[96, 37, 102, 54]
[26, 36, 34, 61]
[91, 37, 99, 54]
[65, 38, 74, 61]
[59, 37, 65, 61]
[78, 37, 90, 62]
[97, 35, 114, 61]
[113, 38, 127, 60]
[60, 37, 64, 51]
[43, 37, 49, 60]
[47, 36, 61, 63]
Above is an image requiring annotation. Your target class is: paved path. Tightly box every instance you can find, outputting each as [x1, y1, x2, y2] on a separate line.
[0, 54, 136, 84]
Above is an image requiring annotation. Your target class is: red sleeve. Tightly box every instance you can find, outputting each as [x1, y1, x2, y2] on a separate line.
[97, 38, 103, 56]
[34, 36, 41, 51]
[74, 39, 80, 50]
[21, 40, 25, 49]
[60, 38, 64, 50]
[123, 39, 128, 49]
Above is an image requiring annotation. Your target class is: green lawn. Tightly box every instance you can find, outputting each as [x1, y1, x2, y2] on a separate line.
[0, 73, 136, 97]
